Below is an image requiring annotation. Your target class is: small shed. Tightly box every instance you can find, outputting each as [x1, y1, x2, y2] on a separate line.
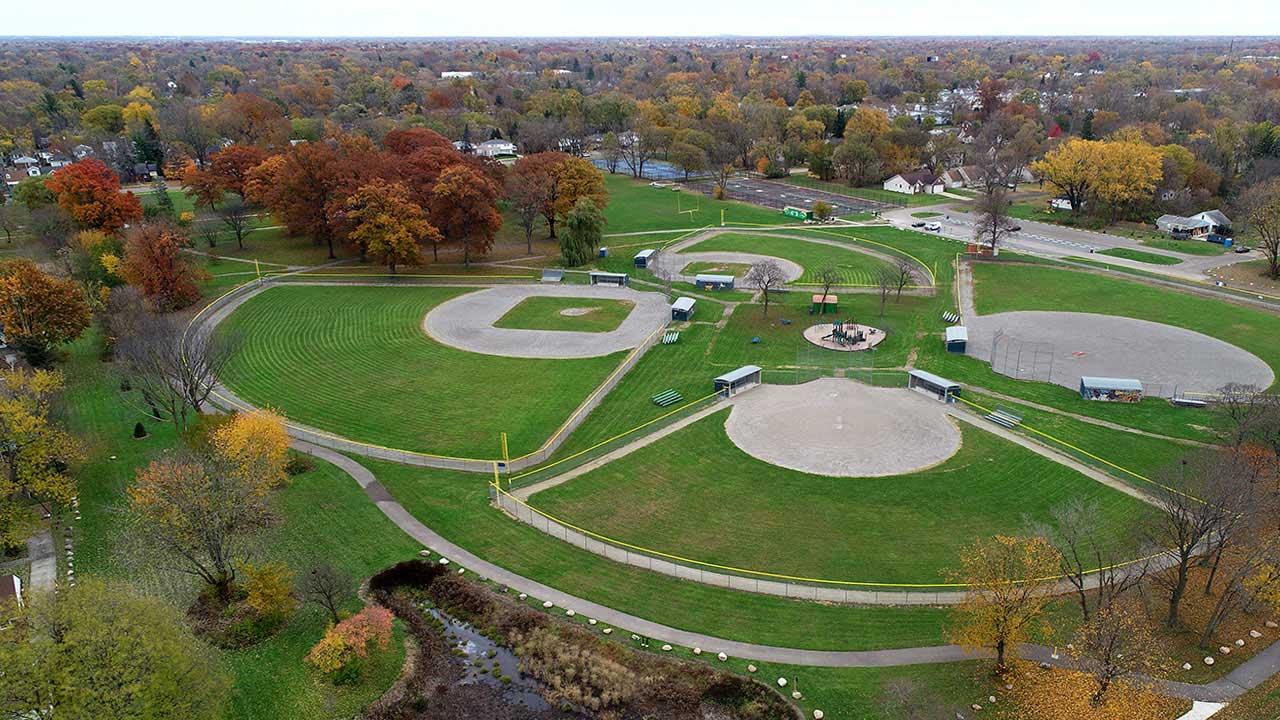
[811, 294, 838, 314]
[714, 365, 762, 397]
[634, 249, 656, 268]
[695, 273, 735, 290]
[540, 269, 564, 283]
[0, 574, 21, 609]
[907, 369, 961, 403]
[1079, 376, 1143, 403]
[598, 247, 609, 258]
[671, 297, 696, 321]
[588, 271, 629, 287]
[945, 326, 968, 353]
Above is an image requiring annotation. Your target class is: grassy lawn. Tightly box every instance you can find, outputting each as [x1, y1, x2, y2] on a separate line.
[780, 176, 955, 208]
[1140, 237, 1229, 256]
[603, 174, 793, 232]
[493, 296, 635, 333]
[365, 455, 957, 651]
[681, 233, 897, 286]
[530, 408, 1152, 584]
[1097, 247, 1183, 265]
[680, 260, 754, 277]
[217, 285, 624, 458]
[202, 225, 352, 267]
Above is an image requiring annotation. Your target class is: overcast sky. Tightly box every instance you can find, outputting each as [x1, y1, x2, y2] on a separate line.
[7, 0, 1280, 38]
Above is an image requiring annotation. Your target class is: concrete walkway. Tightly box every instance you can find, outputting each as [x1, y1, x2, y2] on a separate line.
[26, 530, 55, 590]
[298, 437, 1278, 703]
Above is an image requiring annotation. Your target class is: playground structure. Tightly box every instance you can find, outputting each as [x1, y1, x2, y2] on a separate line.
[802, 320, 886, 353]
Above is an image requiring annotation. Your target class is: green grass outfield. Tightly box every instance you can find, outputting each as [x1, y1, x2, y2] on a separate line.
[1139, 237, 1229, 256]
[680, 233, 898, 286]
[1098, 247, 1182, 265]
[529, 408, 1151, 584]
[603, 174, 793, 232]
[679, 260, 754, 277]
[217, 285, 624, 458]
[493, 296, 635, 333]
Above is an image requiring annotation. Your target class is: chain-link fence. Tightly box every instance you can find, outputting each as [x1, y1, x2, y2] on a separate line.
[989, 330, 1055, 383]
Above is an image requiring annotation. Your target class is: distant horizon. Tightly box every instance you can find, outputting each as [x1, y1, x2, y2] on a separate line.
[8, 0, 1280, 40]
[3, 34, 1280, 41]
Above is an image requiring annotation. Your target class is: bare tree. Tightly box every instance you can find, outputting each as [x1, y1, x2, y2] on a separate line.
[1144, 451, 1230, 628]
[1028, 498, 1145, 620]
[894, 259, 914, 299]
[302, 562, 354, 624]
[218, 197, 254, 250]
[815, 265, 840, 315]
[744, 260, 787, 318]
[117, 311, 240, 432]
[973, 186, 1017, 255]
[879, 677, 953, 720]
[876, 267, 896, 319]
[0, 203, 22, 244]
[1216, 383, 1279, 448]
[1071, 602, 1158, 705]
[1237, 178, 1280, 279]
[196, 222, 221, 249]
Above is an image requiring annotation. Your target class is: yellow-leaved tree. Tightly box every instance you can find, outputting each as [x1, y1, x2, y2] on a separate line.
[0, 368, 80, 550]
[1092, 141, 1163, 222]
[342, 179, 441, 274]
[211, 408, 291, 493]
[1030, 138, 1102, 215]
[948, 534, 1062, 674]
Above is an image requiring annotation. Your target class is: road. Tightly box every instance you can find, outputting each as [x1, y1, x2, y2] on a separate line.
[879, 202, 1257, 283]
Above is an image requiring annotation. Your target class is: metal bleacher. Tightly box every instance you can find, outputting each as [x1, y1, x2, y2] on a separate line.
[984, 406, 1023, 429]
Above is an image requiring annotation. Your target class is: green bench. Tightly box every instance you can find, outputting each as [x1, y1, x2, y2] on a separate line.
[651, 389, 683, 407]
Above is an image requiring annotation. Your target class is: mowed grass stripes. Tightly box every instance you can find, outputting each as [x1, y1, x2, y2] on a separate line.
[680, 233, 897, 286]
[532, 409, 1155, 585]
[217, 285, 625, 458]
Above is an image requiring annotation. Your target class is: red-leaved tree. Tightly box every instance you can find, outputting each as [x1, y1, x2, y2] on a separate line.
[120, 223, 206, 311]
[44, 159, 143, 234]
[429, 165, 502, 266]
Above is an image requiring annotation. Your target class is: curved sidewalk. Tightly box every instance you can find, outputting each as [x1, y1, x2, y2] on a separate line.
[298, 438, 1280, 702]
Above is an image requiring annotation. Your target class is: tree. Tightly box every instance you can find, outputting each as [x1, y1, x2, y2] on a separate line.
[218, 197, 254, 250]
[812, 200, 833, 221]
[242, 561, 297, 622]
[341, 179, 440, 273]
[303, 563, 354, 624]
[0, 202, 22, 244]
[559, 197, 606, 267]
[600, 131, 622, 174]
[181, 163, 224, 212]
[879, 677, 953, 720]
[0, 369, 80, 551]
[973, 186, 1017, 254]
[1092, 141, 1163, 222]
[1031, 139, 1101, 215]
[1143, 451, 1229, 628]
[120, 222, 205, 311]
[383, 127, 455, 155]
[306, 605, 394, 678]
[44, 159, 143, 233]
[1238, 178, 1280, 279]
[512, 152, 569, 238]
[669, 141, 709, 180]
[1029, 498, 1145, 621]
[215, 93, 290, 148]
[833, 140, 881, 187]
[0, 579, 229, 720]
[247, 141, 364, 260]
[552, 156, 608, 220]
[947, 534, 1062, 673]
[430, 165, 502, 266]
[1071, 602, 1158, 706]
[211, 409, 291, 493]
[815, 265, 840, 315]
[745, 260, 787, 318]
[0, 259, 91, 366]
[894, 259, 914, 299]
[208, 144, 268, 201]
[13, 177, 55, 210]
[506, 170, 551, 254]
[127, 451, 272, 601]
[116, 311, 239, 432]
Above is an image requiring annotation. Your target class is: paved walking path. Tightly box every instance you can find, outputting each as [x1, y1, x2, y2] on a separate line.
[26, 530, 55, 590]
[297, 438, 1278, 704]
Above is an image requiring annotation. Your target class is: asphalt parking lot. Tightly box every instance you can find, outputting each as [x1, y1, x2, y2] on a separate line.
[685, 176, 896, 216]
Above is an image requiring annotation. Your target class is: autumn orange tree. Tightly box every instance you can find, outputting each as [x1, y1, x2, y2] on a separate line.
[0, 368, 80, 551]
[553, 156, 609, 220]
[43, 159, 143, 233]
[948, 534, 1062, 673]
[210, 409, 291, 493]
[0, 259, 91, 366]
[180, 161, 225, 212]
[215, 93, 290, 148]
[512, 152, 570, 238]
[120, 222, 206, 311]
[340, 179, 441, 273]
[207, 144, 268, 201]
[430, 165, 502, 265]
[383, 127, 455, 155]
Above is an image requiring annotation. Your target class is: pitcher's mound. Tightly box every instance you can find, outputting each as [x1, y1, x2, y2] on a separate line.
[724, 378, 962, 477]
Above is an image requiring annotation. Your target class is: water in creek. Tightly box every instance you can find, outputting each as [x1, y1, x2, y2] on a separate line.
[427, 607, 553, 713]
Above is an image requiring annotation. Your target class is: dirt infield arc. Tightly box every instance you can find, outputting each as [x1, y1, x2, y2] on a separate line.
[423, 284, 670, 359]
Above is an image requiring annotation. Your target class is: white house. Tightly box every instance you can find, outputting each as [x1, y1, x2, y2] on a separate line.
[440, 71, 475, 79]
[475, 139, 517, 157]
[883, 171, 945, 195]
[1156, 214, 1212, 238]
[1191, 209, 1231, 235]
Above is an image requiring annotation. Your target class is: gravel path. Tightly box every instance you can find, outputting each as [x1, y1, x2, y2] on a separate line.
[724, 379, 962, 477]
[423, 284, 670, 359]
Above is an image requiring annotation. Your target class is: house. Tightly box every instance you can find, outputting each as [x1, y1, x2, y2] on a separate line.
[1049, 198, 1075, 211]
[12, 155, 38, 167]
[4, 168, 25, 187]
[1156, 214, 1212, 238]
[440, 71, 475, 78]
[475, 139, 516, 158]
[0, 574, 21, 609]
[883, 171, 945, 195]
[1191, 209, 1231, 236]
[941, 166, 981, 189]
[72, 144, 95, 160]
[452, 140, 475, 154]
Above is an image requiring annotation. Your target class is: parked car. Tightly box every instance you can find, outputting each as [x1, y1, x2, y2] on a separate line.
[924, 222, 942, 232]
[910, 221, 927, 228]
[1008, 224, 1022, 232]
[1234, 245, 1251, 253]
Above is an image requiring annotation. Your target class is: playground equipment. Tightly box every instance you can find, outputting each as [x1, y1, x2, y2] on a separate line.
[821, 319, 866, 347]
